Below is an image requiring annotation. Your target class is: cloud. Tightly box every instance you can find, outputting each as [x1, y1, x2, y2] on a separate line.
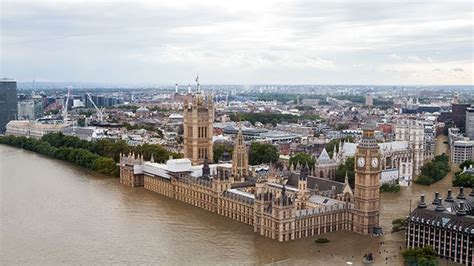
[1, 0, 473, 85]
[452, 68, 464, 72]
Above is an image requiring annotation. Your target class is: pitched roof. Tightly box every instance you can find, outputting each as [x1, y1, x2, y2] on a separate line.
[286, 172, 345, 194]
[317, 148, 334, 164]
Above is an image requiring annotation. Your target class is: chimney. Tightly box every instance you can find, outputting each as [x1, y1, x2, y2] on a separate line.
[435, 198, 445, 212]
[432, 192, 440, 205]
[445, 189, 454, 202]
[457, 187, 466, 200]
[418, 194, 427, 208]
[457, 201, 467, 216]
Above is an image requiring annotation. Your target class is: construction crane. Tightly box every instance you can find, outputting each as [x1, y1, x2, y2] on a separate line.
[86, 93, 105, 122]
[62, 87, 72, 124]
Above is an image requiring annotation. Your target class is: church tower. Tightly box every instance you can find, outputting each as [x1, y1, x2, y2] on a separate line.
[353, 123, 381, 235]
[232, 126, 249, 181]
[183, 92, 214, 165]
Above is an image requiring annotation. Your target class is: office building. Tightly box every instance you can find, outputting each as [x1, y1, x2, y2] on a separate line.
[452, 103, 470, 132]
[465, 107, 474, 140]
[406, 189, 473, 265]
[0, 79, 18, 133]
[365, 93, 373, 106]
[451, 140, 474, 165]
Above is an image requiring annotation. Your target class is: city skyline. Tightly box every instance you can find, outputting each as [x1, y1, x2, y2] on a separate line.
[2, 0, 473, 85]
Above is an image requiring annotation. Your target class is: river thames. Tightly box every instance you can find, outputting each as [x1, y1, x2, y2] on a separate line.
[0, 136, 454, 265]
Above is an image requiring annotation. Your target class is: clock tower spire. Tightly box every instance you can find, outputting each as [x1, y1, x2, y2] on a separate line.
[353, 122, 381, 235]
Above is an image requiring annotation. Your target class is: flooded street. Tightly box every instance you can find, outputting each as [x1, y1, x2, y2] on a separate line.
[0, 136, 453, 265]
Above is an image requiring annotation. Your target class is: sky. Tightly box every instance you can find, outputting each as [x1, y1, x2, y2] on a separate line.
[1, 0, 473, 85]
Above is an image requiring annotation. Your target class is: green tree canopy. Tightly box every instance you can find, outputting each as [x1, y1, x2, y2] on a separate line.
[289, 152, 316, 171]
[459, 159, 474, 170]
[453, 172, 474, 188]
[325, 136, 354, 158]
[402, 246, 438, 266]
[335, 157, 355, 187]
[213, 142, 234, 163]
[249, 142, 279, 165]
[415, 154, 449, 185]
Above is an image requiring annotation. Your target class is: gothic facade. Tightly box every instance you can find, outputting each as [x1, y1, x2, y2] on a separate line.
[393, 119, 426, 176]
[119, 115, 381, 241]
[183, 93, 214, 165]
[231, 127, 249, 182]
[339, 139, 417, 185]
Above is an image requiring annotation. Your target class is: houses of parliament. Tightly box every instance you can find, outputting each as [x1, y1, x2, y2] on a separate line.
[119, 90, 382, 241]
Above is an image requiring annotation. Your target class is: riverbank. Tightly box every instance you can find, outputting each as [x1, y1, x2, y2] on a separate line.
[1, 136, 458, 265]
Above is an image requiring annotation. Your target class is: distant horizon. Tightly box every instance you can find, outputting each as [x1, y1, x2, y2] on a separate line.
[12, 80, 474, 88]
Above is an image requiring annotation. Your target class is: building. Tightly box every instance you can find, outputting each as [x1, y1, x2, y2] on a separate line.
[449, 127, 465, 147]
[17, 101, 35, 120]
[119, 98, 382, 241]
[231, 127, 249, 182]
[452, 103, 470, 132]
[365, 93, 373, 106]
[5, 120, 66, 139]
[61, 126, 107, 141]
[406, 188, 473, 265]
[353, 123, 382, 235]
[451, 140, 474, 165]
[465, 107, 474, 140]
[314, 148, 338, 180]
[0, 79, 18, 133]
[135, 107, 150, 118]
[340, 140, 414, 185]
[394, 120, 425, 176]
[183, 93, 214, 165]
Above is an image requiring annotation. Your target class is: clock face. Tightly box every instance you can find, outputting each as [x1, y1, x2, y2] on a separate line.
[371, 158, 379, 168]
[357, 157, 365, 167]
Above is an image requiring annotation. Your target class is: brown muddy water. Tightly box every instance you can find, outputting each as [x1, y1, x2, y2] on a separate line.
[0, 136, 455, 265]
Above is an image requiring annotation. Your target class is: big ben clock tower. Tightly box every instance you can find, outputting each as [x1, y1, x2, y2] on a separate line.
[353, 123, 381, 235]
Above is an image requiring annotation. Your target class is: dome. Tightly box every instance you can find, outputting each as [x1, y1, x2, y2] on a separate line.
[136, 107, 150, 113]
[219, 151, 231, 162]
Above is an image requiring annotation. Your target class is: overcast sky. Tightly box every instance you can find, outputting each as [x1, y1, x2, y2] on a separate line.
[1, 0, 473, 85]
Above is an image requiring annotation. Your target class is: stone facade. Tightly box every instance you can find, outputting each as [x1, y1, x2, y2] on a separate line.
[183, 93, 214, 165]
[231, 127, 249, 182]
[315, 148, 337, 180]
[119, 128, 380, 242]
[394, 119, 425, 176]
[353, 125, 382, 235]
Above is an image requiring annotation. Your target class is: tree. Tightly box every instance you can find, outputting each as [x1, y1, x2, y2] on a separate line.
[402, 246, 438, 266]
[77, 117, 86, 127]
[459, 159, 474, 170]
[213, 142, 234, 163]
[93, 157, 120, 177]
[453, 172, 474, 188]
[249, 142, 279, 165]
[325, 136, 354, 158]
[415, 154, 449, 185]
[335, 157, 355, 187]
[289, 152, 316, 171]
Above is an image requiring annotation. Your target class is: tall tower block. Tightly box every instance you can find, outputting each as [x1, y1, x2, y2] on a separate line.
[231, 126, 249, 181]
[183, 92, 214, 165]
[353, 123, 381, 235]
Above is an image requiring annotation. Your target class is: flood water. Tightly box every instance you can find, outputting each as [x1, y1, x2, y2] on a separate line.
[0, 136, 455, 265]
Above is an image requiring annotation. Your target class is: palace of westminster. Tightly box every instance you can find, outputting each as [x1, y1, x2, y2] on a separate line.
[120, 91, 383, 241]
